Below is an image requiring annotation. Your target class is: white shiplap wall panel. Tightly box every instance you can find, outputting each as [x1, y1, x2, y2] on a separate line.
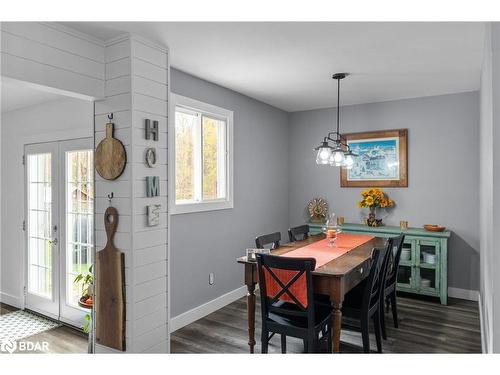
[129, 324, 168, 353]
[106, 57, 131, 80]
[1, 53, 103, 98]
[95, 35, 168, 353]
[1, 22, 104, 98]
[2, 32, 104, 80]
[134, 58, 168, 84]
[133, 261, 167, 285]
[133, 277, 167, 303]
[95, 111, 132, 129]
[133, 245, 167, 267]
[131, 291, 167, 320]
[94, 93, 131, 115]
[105, 76, 132, 97]
[1, 22, 104, 63]
[132, 39, 167, 67]
[95, 180, 132, 199]
[131, 307, 168, 337]
[133, 93, 168, 116]
[105, 39, 131, 63]
[133, 76, 168, 100]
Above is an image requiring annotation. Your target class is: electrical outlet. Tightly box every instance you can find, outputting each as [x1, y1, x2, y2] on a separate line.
[209, 273, 215, 285]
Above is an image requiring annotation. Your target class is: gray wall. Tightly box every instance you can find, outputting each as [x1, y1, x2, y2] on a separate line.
[288, 92, 480, 292]
[170, 69, 289, 317]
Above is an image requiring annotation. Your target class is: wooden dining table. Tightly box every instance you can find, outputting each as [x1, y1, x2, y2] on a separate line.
[237, 233, 386, 353]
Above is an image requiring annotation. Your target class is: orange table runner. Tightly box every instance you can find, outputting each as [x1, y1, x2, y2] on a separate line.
[264, 233, 374, 307]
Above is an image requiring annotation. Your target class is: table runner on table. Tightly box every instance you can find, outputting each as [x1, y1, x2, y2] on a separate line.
[263, 233, 374, 307]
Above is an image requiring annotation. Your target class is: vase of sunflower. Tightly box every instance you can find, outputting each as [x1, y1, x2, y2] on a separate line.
[357, 188, 394, 227]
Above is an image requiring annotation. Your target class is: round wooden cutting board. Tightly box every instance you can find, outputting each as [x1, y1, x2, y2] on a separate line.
[95, 122, 126, 180]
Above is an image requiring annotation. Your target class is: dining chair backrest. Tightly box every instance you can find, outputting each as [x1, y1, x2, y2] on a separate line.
[288, 224, 310, 242]
[255, 232, 281, 249]
[385, 234, 405, 288]
[363, 242, 392, 314]
[256, 253, 316, 325]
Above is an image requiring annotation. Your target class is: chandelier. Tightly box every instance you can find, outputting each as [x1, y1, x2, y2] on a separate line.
[315, 73, 357, 168]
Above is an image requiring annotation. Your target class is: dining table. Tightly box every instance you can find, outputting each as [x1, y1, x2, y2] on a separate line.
[237, 232, 386, 353]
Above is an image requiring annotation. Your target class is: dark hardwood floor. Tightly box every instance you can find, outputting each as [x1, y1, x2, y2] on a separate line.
[171, 294, 482, 353]
[0, 303, 88, 354]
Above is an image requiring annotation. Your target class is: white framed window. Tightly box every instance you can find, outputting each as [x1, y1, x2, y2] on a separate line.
[169, 94, 234, 214]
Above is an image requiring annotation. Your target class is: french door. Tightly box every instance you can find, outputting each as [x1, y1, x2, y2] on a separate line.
[25, 138, 94, 328]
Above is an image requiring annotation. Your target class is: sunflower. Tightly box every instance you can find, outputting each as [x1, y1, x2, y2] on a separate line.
[365, 196, 374, 206]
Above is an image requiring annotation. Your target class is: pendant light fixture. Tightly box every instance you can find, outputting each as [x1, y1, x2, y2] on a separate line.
[315, 73, 357, 168]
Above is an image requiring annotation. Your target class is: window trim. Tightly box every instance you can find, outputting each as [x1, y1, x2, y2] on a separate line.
[169, 93, 234, 215]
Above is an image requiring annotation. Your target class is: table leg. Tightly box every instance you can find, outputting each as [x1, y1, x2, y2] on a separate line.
[247, 283, 256, 353]
[331, 302, 342, 353]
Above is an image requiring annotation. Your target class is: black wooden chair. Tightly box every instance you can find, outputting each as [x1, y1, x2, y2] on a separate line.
[341, 240, 393, 353]
[381, 234, 405, 339]
[256, 253, 332, 353]
[288, 224, 310, 242]
[255, 232, 281, 249]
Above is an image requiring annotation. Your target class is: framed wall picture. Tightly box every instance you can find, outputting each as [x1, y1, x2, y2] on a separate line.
[340, 128, 408, 187]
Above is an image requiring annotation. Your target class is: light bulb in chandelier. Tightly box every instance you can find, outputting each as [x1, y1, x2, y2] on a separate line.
[344, 154, 355, 169]
[330, 149, 345, 166]
[316, 147, 332, 165]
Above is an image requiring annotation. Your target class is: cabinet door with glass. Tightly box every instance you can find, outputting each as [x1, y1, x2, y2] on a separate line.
[415, 239, 441, 297]
[396, 238, 416, 291]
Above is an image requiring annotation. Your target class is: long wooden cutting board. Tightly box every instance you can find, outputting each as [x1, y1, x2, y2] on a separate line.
[95, 206, 126, 351]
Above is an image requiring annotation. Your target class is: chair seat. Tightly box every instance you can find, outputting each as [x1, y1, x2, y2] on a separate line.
[267, 301, 332, 330]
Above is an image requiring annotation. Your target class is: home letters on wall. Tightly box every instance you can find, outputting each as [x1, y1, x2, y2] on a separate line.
[146, 176, 160, 197]
[147, 204, 161, 226]
[145, 119, 159, 141]
[340, 128, 408, 187]
[145, 147, 157, 167]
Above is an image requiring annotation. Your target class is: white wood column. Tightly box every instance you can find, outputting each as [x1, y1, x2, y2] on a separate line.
[94, 34, 169, 353]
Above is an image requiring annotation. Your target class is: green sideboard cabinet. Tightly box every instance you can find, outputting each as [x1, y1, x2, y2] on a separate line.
[308, 222, 451, 305]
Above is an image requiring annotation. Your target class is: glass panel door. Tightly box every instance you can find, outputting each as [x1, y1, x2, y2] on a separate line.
[25, 143, 60, 319]
[25, 138, 94, 328]
[59, 138, 94, 327]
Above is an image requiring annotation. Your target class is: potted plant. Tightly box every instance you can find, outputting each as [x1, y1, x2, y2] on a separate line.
[74, 265, 93, 333]
[357, 188, 394, 227]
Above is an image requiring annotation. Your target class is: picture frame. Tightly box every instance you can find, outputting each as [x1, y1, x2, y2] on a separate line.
[340, 128, 408, 187]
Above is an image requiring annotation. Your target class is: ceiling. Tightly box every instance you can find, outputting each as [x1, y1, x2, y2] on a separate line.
[1, 79, 66, 113]
[62, 22, 485, 112]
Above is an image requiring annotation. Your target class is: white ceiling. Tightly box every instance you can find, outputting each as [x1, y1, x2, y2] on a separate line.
[62, 22, 485, 112]
[1, 79, 65, 113]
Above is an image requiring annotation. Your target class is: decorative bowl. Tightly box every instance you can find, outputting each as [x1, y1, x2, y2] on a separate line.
[423, 224, 446, 232]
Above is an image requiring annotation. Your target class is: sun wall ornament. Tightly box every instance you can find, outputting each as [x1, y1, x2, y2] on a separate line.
[307, 198, 328, 223]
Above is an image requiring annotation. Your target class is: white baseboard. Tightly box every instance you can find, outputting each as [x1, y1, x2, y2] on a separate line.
[448, 287, 479, 301]
[170, 286, 247, 333]
[0, 291, 22, 308]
